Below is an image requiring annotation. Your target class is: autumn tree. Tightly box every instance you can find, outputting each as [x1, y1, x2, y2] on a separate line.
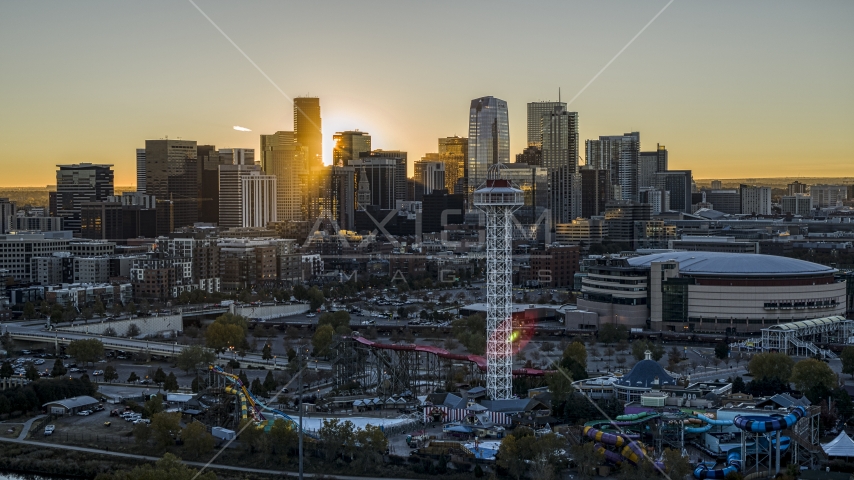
[790, 358, 837, 402]
[181, 421, 214, 459]
[103, 365, 118, 383]
[66, 338, 104, 366]
[311, 324, 335, 357]
[150, 412, 182, 450]
[841, 346, 854, 378]
[205, 313, 249, 353]
[748, 352, 795, 384]
[93, 453, 216, 480]
[175, 344, 216, 374]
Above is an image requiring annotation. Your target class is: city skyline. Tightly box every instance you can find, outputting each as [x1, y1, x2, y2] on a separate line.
[1, 1, 852, 186]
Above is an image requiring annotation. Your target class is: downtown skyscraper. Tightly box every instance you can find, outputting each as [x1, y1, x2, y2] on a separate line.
[586, 132, 640, 202]
[294, 97, 323, 170]
[144, 139, 199, 230]
[261, 131, 304, 223]
[540, 107, 580, 223]
[438, 136, 467, 194]
[527, 101, 567, 147]
[50, 163, 115, 233]
[467, 96, 509, 206]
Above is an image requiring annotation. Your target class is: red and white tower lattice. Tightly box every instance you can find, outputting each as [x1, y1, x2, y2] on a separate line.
[473, 166, 524, 400]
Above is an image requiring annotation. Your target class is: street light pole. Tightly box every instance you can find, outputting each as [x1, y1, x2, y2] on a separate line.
[298, 347, 304, 480]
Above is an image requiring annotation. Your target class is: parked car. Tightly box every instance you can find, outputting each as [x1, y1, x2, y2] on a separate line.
[92, 370, 104, 376]
[44, 425, 55, 436]
[76, 410, 91, 416]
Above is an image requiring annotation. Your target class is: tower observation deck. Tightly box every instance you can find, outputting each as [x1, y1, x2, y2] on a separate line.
[473, 165, 524, 400]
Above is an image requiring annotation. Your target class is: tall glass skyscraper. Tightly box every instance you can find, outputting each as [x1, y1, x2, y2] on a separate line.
[467, 96, 509, 204]
[527, 101, 567, 147]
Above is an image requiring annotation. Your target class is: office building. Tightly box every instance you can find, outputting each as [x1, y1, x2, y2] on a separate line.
[740, 184, 772, 215]
[781, 194, 813, 216]
[467, 96, 509, 202]
[413, 160, 445, 201]
[196, 145, 221, 224]
[555, 217, 608, 252]
[357, 150, 408, 206]
[241, 173, 277, 228]
[0, 231, 72, 282]
[710, 180, 722, 190]
[516, 146, 542, 166]
[787, 181, 807, 196]
[330, 166, 356, 230]
[580, 169, 612, 218]
[261, 131, 304, 223]
[585, 132, 640, 202]
[704, 189, 741, 215]
[80, 201, 123, 240]
[349, 157, 400, 210]
[541, 108, 578, 172]
[294, 97, 322, 169]
[218, 148, 254, 167]
[333, 131, 371, 166]
[810, 185, 847, 208]
[144, 139, 198, 230]
[421, 190, 464, 234]
[11, 216, 63, 233]
[500, 162, 550, 227]
[136, 149, 146, 193]
[0, 198, 15, 234]
[655, 170, 692, 214]
[439, 136, 467, 194]
[528, 244, 580, 288]
[603, 201, 651, 248]
[50, 163, 115, 233]
[527, 101, 566, 147]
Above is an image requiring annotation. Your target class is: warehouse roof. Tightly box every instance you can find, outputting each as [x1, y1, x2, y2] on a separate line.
[42, 395, 99, 409]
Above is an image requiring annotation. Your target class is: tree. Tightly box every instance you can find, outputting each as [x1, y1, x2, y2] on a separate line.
[66, 338, 104, 366]
[318, 419, 356, 461]
[546, 370, 574, 405]
[570, 442, 605, 480]
[102, 326, 117, 337]
[143, 395, 164, 418]
[104, 365, 118, 383]
[150, 412, 182, 450]
[128, 371, 140, 383]
[661, 447, 693, 479]
[714, 341, 730, 360]
[732, 376, 746, 394]
[0, 362, 12, 379]
[132, 422, 152, 447]
[269, 419, 298, 463]
[251, 377, 265, 396]
[261, 343, 273, 361]
[312, 324, 335, 357]
[126, 323, 141, 337]
[790, 358, 837, 402]
[263, 370, 277, 393]
[563, 341, 587, 369]
[841, 346, 854, 378]
[205, 313, 249, 353]
[164, 372, 179, 392]
[51, 358, 67, 377]
[22, 302, 36, 320]
[497, 434, 525, 480]
[152, 367, 166, 388]
[748, 352, 795, 383]
[93, 453, 217, 480]
[175, 344, 216, 374]
[182, 421, 214, 459]
[598, 324, 629, 344]
[25, 364, 39, 381]
[126, 301, 137, 318]
[306, 286, 325, 311]
[93, 300, 106, 318]
[631, 339, 665, 361]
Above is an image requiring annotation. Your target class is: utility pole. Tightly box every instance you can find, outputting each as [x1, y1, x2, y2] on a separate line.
[298, 345, 304, 480]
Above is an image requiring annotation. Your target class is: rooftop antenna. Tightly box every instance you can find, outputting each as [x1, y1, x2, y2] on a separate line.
[559, 87, 561, 103]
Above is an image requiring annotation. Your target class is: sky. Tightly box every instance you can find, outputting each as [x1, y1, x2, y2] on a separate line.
[0, 0, 852, 186]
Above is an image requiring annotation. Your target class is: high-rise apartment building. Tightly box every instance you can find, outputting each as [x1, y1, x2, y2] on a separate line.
[637, 144, 667, 189]
[219, 165, 264, 228]
[293, 97, 322, 169]
[467, 96, 509, 204]
[541, 108, 579, 224]
[261, 131, 304, 223]
[144, 139, 198, 231]
[349, 157, 400, 210]
[585, 132, 640, 202]
[787, 181, 807, 196]
[50, 163, 115, 233]
[333, 131, 371, 166]
[704, 189, 741, 214]
[241, 173, 277, 228]
[810, 185, 847, 208]
[654, 170, 692, 214]
[527, 101, 566, 147]
[438, 136, 467, 194]
[136, 149, 146, 193]
[739, 184, 772, 215]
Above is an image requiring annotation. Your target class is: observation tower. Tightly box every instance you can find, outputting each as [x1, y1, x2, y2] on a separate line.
[473, 165, 524, 399]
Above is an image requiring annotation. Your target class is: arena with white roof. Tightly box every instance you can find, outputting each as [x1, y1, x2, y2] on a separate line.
[577, 252, 846, 333]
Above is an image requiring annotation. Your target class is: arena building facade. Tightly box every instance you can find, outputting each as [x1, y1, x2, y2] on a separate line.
[576, 251, 846, 333]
